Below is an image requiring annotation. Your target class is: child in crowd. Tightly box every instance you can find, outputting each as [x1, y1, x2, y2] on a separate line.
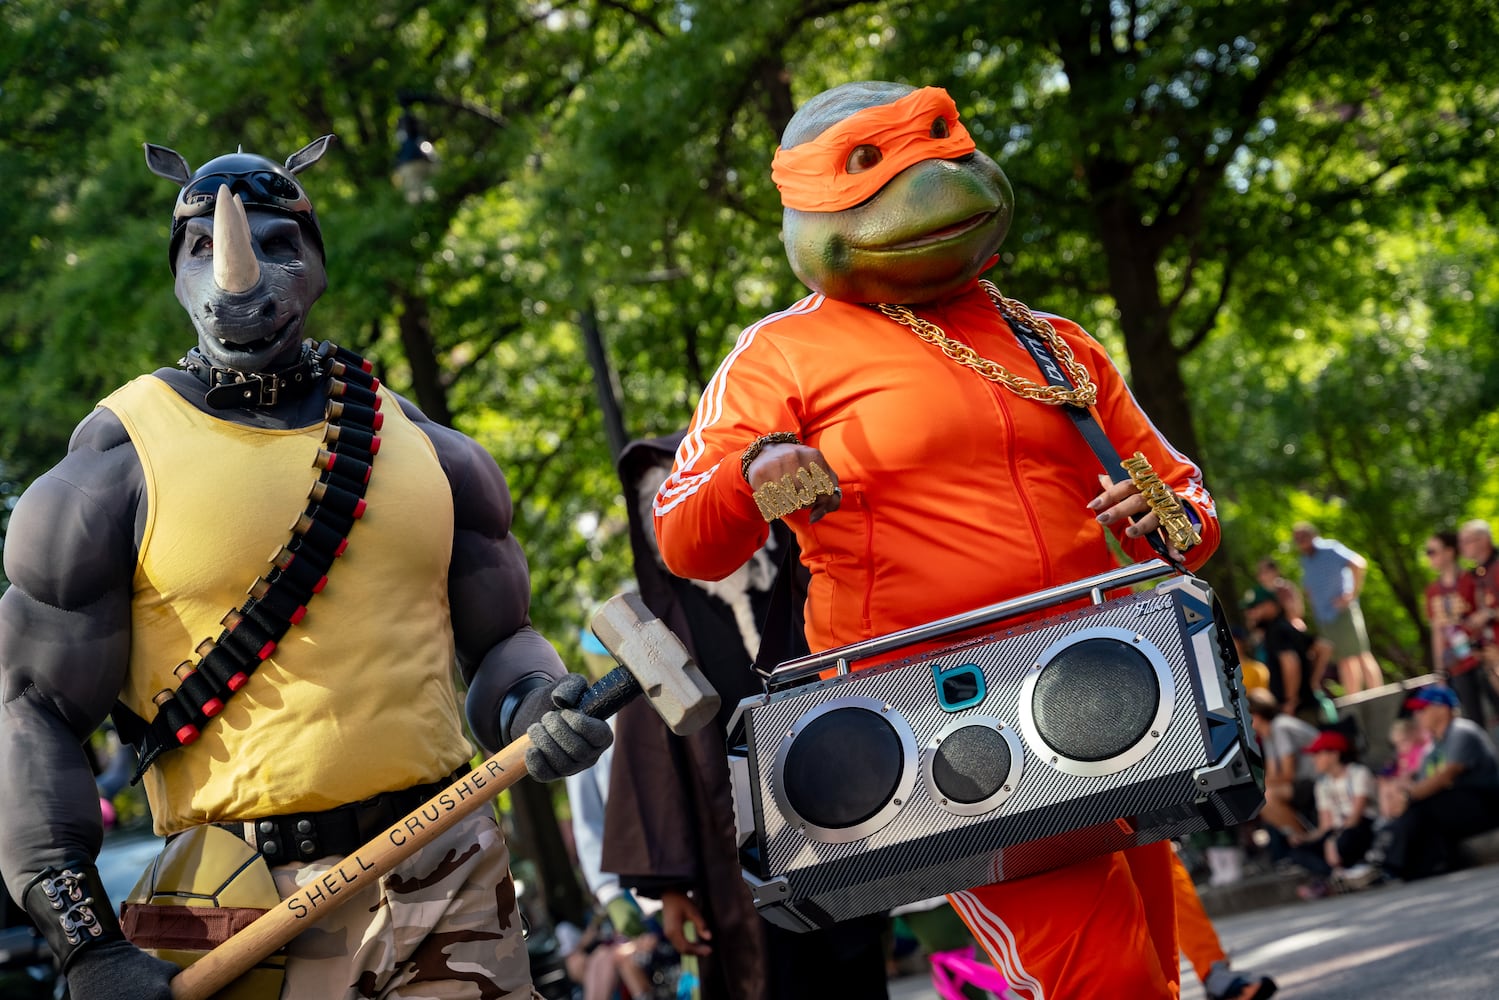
[1360, 716, 1433, 882]
[1285, 730, 1378, 898]
[1376, 717, 1432, 821]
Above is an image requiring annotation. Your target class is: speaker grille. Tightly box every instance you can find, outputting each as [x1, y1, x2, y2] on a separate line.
[1032, 637, 1159, 762]
[782, 708, 903, 829]
[931, 725, 1011, 804]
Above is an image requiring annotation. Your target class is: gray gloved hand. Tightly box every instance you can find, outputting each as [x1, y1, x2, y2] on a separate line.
[64, 939, 179, 1000]
[524, 673, 613, 782]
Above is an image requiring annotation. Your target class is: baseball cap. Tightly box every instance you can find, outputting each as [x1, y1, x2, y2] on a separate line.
[1303, 730, 1351, 754]
[1404, 685, 1460, 710]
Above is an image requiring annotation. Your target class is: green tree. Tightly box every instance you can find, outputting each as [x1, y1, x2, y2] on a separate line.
[3, 5, 1499, 901]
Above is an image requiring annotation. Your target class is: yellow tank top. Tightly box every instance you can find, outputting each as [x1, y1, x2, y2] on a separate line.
[101, 375, 472, 834]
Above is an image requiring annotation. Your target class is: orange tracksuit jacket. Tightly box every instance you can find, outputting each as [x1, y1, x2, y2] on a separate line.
[655, 280, 1221, 999]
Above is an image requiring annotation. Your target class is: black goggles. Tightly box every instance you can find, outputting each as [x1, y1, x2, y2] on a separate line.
[177, 170, 310, 220]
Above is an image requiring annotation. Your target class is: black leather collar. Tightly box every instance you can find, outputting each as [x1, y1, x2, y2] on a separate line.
[180, 345, 322, 409]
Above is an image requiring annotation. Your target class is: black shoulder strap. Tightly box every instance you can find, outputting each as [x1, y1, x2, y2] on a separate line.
[1004, 312, 1183, 569]
[130, 341, 382, 780]
[749, 314, 1185, 681]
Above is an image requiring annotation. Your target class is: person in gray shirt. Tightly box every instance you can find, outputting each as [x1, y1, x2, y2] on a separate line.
[1247, 689, 1320, 840]
[1378, 685, 1499, 880]
[1293, 522, 1383, 694]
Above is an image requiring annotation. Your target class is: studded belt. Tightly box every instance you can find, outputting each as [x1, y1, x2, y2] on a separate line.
[211, 764, 471, 864]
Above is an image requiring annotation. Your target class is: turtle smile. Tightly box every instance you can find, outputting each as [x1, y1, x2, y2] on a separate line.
[879, 211, 995, 251]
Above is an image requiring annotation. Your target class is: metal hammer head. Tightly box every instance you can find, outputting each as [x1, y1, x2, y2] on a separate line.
[590, 593, 720, 735]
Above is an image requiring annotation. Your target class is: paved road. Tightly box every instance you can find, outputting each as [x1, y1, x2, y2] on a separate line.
[889, 863, 1499, 999]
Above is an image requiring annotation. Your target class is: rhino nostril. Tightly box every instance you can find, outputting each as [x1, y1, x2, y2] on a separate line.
[259, 301, 277, 319]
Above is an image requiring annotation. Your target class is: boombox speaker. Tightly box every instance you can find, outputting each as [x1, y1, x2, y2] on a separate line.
[727, 560, 1264, 932]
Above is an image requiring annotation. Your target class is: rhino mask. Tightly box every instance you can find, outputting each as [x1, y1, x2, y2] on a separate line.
[144, 136, 334, 375]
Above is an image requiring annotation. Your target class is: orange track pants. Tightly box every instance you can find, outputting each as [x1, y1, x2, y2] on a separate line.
[948, 839, 1181, 1000]
[1171, 847, 1228, 983]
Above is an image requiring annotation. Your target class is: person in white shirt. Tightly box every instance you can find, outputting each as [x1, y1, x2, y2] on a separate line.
[1284, 730, 1377, 896]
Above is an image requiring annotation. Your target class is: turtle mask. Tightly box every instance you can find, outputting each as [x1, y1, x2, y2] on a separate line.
[773, 83, 1013, 306]
[144, 137, 334, 376]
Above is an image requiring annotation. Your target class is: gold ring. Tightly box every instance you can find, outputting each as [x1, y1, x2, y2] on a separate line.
[752, 462, 837, 521]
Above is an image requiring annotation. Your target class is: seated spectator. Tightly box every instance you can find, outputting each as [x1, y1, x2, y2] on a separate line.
[1230, 625, 1272, 696]
[1284, 730, 1377, 897]
[1243, 588, 1328, 724]
[1375, 717, 1431, 822]
[1376, 685, 1499, 881]
[1246, 688, 1320, 853]
[1257, 557, 1309, 632]
[560, 910, 665, 1000]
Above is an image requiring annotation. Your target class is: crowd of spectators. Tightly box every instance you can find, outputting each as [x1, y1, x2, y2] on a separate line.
[1231, 520, 1499, 900]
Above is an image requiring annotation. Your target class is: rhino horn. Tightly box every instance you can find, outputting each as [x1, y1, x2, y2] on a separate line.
[212, 186, 261, 293]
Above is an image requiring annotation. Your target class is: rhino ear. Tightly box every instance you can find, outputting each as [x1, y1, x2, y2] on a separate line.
[285, 135, 335, 175]
[144, 143, 192, 184]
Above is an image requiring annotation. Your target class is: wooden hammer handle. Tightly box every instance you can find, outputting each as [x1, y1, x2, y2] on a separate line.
[169, 735, 531, 999]
[171, 593, 704, 998]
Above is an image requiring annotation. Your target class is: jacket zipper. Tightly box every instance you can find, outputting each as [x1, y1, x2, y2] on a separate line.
[856, 487, 874, 634]
[945, 325, 1055, 589]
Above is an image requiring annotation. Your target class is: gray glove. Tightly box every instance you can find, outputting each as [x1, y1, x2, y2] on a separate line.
[523, 673, 613, 782]
[65, 939, 179, 1000]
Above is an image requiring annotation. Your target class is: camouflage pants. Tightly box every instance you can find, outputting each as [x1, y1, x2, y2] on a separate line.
[273, 810, 541, 1000]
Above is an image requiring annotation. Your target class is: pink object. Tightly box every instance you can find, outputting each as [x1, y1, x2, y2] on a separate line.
[99, 796, 117, 829]
[930, 946, 1019, 1000]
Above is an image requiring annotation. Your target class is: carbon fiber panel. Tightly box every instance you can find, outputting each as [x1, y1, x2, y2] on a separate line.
[734, 577, 1263, 929]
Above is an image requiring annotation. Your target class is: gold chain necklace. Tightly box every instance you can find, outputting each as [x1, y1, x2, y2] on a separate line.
[873, 280, 1098, 406]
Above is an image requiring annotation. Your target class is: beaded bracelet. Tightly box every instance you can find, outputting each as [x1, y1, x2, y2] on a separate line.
[740, 431, 802, 481]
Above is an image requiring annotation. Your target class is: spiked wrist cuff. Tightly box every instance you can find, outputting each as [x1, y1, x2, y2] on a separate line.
[22, 861, 124, 971]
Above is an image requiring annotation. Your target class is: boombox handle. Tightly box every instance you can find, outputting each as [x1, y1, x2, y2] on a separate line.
[766, 558, 1179, 688]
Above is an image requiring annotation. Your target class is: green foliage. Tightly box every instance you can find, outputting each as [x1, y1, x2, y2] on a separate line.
[3, 0, 1498, 676]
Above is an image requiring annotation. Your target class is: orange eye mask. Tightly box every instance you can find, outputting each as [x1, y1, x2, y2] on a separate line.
[771, 87, 977, 213]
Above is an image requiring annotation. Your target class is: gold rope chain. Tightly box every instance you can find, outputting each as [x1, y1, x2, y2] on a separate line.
[873, 280, 1098, 407]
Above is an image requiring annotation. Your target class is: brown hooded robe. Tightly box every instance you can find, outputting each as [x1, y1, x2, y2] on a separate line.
[603, 433, 889, 1000]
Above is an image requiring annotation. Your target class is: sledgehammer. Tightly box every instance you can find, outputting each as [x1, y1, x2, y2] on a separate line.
[170, 593, 717, 1000]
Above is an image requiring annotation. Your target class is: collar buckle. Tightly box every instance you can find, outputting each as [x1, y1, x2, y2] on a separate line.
[205, 369, 279, 409]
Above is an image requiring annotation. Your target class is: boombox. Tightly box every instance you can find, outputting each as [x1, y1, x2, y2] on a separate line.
[726, 561, 1264, 932]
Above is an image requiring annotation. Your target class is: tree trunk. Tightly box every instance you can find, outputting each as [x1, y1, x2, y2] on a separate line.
[1094, 201, 1242, 615]
[580, 301, 628, 461]
[395, 290, 454, 427]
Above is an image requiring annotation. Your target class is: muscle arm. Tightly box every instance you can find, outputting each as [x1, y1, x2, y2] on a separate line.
[0, 412, 140, 904]
[401, 400, 566, 752]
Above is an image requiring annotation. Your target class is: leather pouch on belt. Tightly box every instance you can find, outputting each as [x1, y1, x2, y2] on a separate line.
[120, 825, 285, 1000]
